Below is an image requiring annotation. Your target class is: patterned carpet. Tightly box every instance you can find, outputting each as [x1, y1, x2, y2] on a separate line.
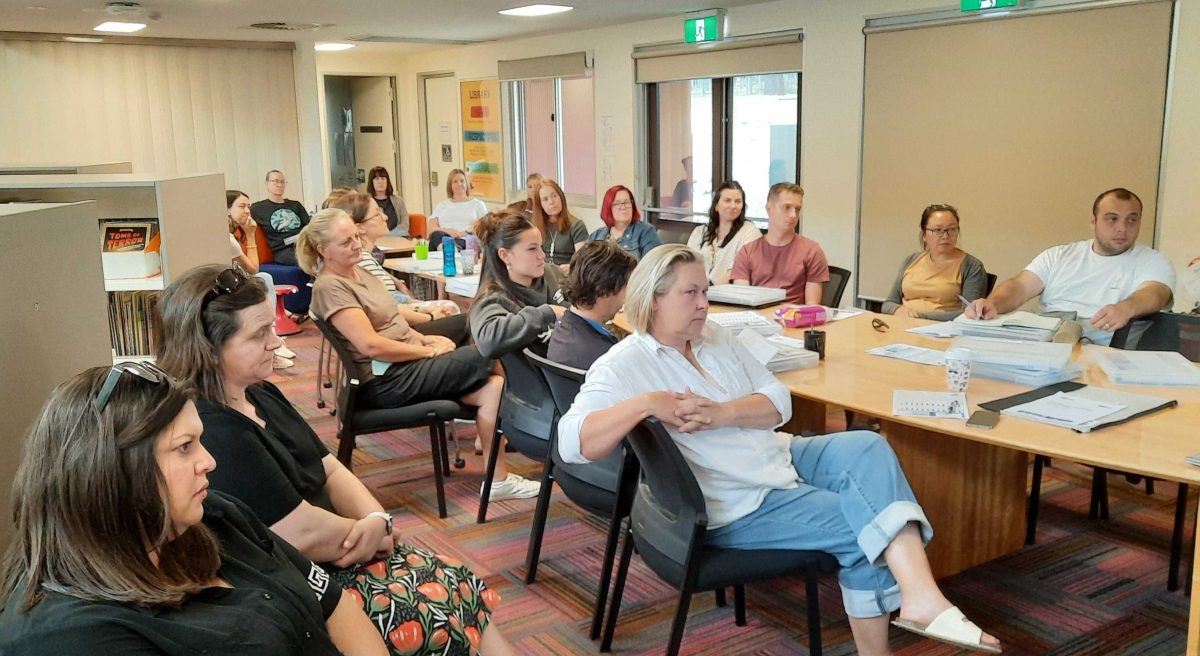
[271, 324, 1194, 655]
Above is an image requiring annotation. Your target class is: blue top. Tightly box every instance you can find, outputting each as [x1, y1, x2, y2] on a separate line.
[587, 221, 663, 260]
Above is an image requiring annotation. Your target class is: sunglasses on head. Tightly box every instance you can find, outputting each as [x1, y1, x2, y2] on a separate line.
[94, 361, 175, 412]
[203, 265, 251, 308]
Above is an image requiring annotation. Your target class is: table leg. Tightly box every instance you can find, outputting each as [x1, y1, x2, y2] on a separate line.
[1188, 501, 1200, 654]
[881, 420, 1028, 579]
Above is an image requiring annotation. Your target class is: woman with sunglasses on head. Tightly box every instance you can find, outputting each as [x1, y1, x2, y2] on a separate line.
[366, 166, 409, 236]
[686, 180, 762, 284]
[155, 264, 514, 656]
[0, 363, 389, 655]
[588, 184, 662, 260]
[882, 204, 988, 321]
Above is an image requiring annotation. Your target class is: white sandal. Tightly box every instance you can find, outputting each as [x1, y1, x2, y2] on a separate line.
[892, 606, 1001, 653]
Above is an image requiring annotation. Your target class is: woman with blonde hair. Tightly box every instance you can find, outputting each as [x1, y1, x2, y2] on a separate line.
[531, 179, 587, 267]
[558, 244, 1001, 656]
[428, 168, 488, 249]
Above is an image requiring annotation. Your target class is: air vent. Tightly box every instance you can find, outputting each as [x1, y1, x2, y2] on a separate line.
[249, 22, 326, 31]
[348, 34, 482, 45]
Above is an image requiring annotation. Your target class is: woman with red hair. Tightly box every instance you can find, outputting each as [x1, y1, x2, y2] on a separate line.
[588, 184, 662, 260]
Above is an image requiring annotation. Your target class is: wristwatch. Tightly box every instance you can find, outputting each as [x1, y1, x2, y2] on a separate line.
[366, 511, 393, 534]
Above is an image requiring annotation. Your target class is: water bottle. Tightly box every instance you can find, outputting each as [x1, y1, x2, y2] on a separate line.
[441, 235, 457, 277]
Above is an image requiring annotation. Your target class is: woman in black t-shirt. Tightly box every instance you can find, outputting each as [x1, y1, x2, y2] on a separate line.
[156, 265, 515, 656]
[0, 364, 385, 655]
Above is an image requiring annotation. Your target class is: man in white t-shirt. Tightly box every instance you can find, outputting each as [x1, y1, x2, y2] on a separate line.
[965, 188, 1174, 345]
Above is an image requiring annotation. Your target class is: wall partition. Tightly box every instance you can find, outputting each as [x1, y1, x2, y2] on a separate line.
[857, 1, 1173, 300]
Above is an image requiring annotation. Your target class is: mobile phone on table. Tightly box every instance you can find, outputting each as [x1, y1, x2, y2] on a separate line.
[967, 409, 1000, 429]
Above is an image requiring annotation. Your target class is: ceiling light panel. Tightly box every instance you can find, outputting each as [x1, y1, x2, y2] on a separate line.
[94, 21, 145, 32]
[314, 42, 355, 51]
[498, 4, 574, 17]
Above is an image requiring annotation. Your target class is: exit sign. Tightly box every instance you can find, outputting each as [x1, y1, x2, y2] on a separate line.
[962, 0, 1019, 9]
[684, 15, 723, 43]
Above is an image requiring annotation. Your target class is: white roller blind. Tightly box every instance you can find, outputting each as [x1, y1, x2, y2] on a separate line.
[634, 33, 802, 84]
[498, 51, 590, 81]
[0, 39, 304, 198]
[858, 2, 1172, 300]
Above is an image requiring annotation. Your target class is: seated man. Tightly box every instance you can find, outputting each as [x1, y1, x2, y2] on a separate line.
[547, 240, 637, 370]
[965, 187, 1174, 345]
[731, 182, 830, 305]
[250, 169, 310, 266]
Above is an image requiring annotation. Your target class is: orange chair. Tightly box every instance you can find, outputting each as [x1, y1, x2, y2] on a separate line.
[408, 212, 427, 239]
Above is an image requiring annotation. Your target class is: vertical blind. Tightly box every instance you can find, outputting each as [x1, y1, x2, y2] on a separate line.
[0, 39, 304, 198]
[857, 1, 1172, 300]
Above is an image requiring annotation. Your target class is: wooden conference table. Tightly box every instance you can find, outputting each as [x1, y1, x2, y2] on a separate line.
[685, 308, 1200, 651]
[376, 235, 416, 256]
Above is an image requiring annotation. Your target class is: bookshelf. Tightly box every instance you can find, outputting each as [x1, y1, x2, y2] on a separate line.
[0, 201, 113, 548]
[0, 173, 228, 362]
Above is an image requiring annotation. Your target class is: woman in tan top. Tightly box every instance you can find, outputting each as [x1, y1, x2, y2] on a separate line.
[882, 204, 988, 321]
[299, 209, 532, 497]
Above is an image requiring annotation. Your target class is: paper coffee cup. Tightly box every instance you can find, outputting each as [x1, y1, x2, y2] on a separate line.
[944, 347, 972, 392]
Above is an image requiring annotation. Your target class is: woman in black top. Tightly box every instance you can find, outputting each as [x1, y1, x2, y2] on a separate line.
[156, 265, 515, 656]
[367, 166, 410, 235]
[0, 363, 384, 655]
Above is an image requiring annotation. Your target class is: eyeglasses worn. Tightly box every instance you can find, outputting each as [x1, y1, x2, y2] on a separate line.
[871, 318, 890, 333]
[924, 227, 960, 237]
[94, 361, 175, 411]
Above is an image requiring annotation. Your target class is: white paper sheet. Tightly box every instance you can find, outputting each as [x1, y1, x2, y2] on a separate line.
[1005, 392, 1126, 429]
[892, 391, 969, 419]
[867, 343, 946, 366]
[736, 329, 779, 364]
[906, 322, 962, 338]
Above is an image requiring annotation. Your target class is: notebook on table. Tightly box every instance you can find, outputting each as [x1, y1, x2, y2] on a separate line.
[706, 284, 787, 307]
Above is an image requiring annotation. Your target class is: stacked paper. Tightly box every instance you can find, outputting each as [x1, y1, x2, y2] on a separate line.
[444, 274, 480, 298]
[707, 284, 787, 307]
[736, 331, 819, 373]
[708, 311, 783, 337]
[952, 311, 1062, 342]
[949, 336, 1076, 384]
[1094, 350, 1200, 387]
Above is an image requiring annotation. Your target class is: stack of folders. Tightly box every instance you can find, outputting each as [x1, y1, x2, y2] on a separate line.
[1094, 350, 1200, 387]
[952, 311, 1062, 342]
[736, 331, 819, 373]
[951, 336, 1079, 386]
[707, 311, 783, 337]
[707, 284, 787, 307]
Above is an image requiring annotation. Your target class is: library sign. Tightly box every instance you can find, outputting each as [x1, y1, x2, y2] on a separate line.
[459, 79, 504, 202]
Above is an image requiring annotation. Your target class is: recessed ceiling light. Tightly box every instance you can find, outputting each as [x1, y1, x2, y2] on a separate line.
[498, 4, 574, 17]
[94, 21, 145, 33]
[64, 36, 105, 43]
[314, 42, 355, 51]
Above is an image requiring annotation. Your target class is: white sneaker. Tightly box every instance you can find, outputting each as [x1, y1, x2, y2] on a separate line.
[273, 354, 295, 369]
[483, 473, 541, 501]
[277, 339, 296, 359]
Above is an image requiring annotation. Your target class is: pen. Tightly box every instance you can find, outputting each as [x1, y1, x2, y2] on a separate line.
[957, 294, 972, 308]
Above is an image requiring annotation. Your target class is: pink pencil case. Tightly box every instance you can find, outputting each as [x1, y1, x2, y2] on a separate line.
[773, 304, 828, 328]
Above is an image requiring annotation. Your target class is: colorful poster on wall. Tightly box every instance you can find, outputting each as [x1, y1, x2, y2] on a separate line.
[460, 79, 504, 202]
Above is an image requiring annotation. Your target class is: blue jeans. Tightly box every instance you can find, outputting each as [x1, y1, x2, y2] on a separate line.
[706, 431, 932, 618]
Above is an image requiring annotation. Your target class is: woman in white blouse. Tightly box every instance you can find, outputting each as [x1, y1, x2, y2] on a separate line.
[428, 168, 488, 249]
[686, 181, 761, 284]
[557, 244, 1001, 656]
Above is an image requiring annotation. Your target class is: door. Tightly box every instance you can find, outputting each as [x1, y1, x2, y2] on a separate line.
[422, 74, 460, 210]
[323, 76, 358, 189]
[350, 77, 399, 194]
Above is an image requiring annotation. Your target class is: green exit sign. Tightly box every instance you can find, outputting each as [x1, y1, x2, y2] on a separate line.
[685, 15, 722, 43]
[962, 0, 1019, 10]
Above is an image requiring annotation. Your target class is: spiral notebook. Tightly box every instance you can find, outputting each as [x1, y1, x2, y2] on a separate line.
[892, 391, 969, 419]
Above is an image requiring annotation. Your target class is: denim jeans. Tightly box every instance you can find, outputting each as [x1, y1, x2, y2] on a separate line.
[706, 431, 932, 618]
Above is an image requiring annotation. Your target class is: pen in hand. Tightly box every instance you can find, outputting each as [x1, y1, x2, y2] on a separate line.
[958, 294, 980, 320]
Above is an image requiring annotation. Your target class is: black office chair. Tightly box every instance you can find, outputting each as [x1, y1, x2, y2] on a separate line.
[824, 266, 851, 308]
[524, 349, 636, 640]
[984, 272, 998, 296]
[603, 418, 839, 655]
[477, 348, 553, 523]
[313, 316, 470, 519]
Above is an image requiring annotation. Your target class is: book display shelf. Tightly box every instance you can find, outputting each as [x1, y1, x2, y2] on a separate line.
[0, 173, 228, 362]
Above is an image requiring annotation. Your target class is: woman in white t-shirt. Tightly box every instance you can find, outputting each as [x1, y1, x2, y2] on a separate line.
[429, 169, 488, 249]
[686, 181, 761, 284]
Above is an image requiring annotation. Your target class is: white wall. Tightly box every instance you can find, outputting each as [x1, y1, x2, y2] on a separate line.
[318, 0, 1200, 309]
[0, 39, 305, 202]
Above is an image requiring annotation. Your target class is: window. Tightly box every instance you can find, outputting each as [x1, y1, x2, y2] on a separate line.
[648, 72, 799, 220]
[506, 76, 596, 202]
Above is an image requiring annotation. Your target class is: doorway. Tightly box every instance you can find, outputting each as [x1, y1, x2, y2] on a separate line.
[322, 75, 401, 194]
[419, 73, 460, 211]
